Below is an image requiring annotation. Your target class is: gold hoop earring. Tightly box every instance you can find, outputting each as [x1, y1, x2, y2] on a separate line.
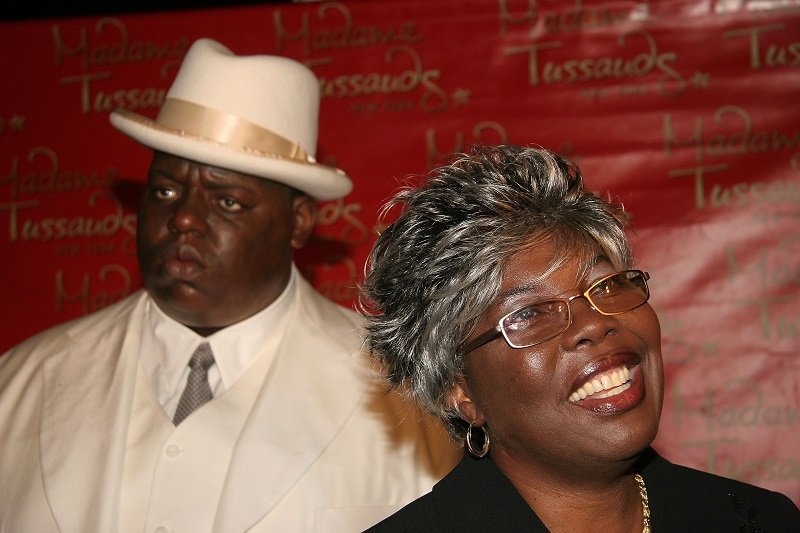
[466, 423, 490, 458]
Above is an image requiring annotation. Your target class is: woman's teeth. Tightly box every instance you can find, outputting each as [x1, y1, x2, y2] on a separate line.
[569, 366, 632, 402]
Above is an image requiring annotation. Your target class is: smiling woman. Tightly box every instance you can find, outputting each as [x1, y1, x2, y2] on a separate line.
[358, 144, 799, 532]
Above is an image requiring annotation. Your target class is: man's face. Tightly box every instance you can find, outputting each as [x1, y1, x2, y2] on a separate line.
[136, 152, 315, 334]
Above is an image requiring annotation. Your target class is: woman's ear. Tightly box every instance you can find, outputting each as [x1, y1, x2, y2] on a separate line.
[447, 375, 486, 426]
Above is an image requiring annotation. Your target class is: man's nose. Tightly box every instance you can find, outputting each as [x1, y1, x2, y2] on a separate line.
[169, 189, 209, 234]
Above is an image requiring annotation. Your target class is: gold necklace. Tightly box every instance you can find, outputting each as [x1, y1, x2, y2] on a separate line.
[634, 473, 651, 533]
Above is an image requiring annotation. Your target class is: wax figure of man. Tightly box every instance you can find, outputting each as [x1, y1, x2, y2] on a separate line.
[0, 38, 458, 533]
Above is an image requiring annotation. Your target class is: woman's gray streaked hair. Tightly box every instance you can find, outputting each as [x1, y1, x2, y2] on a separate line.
[358, 144, 633, 440]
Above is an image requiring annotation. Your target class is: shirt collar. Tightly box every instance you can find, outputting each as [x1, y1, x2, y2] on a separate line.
[141, 266, 297, 404]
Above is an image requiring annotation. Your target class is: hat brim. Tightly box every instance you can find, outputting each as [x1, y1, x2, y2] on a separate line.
[110, 110, 352, 201]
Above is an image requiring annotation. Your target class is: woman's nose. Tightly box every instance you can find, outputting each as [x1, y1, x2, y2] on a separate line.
[560, 296, 619, 348]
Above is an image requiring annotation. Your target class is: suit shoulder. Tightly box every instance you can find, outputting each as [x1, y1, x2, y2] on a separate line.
[664, 459, 795, 499]
[0, 291, 143, 374]
[296, 276, 363, 343]
[644, 451, 799, 530]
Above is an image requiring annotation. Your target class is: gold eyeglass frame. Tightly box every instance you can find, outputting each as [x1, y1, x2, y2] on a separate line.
[459, 270, 651, 356]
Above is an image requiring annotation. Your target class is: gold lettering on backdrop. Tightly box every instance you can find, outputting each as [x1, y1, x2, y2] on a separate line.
[0, 115, 25, 136]
[660, 312, 720, 365]
[497, 0, 537, 35]
[0, 199, 38, 243]
[316, 199, 369, 244]
[673, 380, 800, 432]
[686, 437, 799, 484]
[733, 292, 797, 341]
[273, 3, 451, 112]
[16, 146, 116, 195]
[663, 106, 800, 209]
[52, 18, 189, 70]
[505, 29, 686, 95]
[18, 190, 136, 244]
[0, 147, 137, 245]
[426, 122, 509, 168]
[726, 236, 800, 340]
[710, 178, 800, 208]
[496, 0, 644, 36]
[314, 256, 359, 302]
[53, 19, 185, 114]
[0, 153, 43, 241]
[59, 71, 111, 113]
[60, 72, 169, 115]
[273, 2, 422, 56]
[725, 23, 800, 71]
[317, 45, 447, 112]
[671, 378, 800, 484]
[55, 263, 132, 314]
[668, 165, 800, 210]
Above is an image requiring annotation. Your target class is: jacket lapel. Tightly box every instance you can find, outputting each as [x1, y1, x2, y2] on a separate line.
[214, 276, 368, 531]
[39, 292, 146, 532]
[431, 455, 549, 531]
[637, 448, 708, 531]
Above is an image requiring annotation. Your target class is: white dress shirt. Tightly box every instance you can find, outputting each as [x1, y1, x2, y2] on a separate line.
[140, 269, 296, 419]
[119, 270, 297, 532]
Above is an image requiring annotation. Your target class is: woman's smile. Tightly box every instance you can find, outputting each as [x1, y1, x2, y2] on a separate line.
[567, 351, 648, 413]
[569, 365, 632, 402]
[569, 364, 647, 414]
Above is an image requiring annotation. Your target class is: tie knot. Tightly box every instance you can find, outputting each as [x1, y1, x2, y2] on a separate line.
[189, 343, 215, 371]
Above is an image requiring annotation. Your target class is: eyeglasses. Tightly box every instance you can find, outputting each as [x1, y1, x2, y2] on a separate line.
[459, 270, 650, 356]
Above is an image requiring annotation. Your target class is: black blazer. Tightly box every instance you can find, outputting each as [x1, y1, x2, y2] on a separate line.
[365, 448, 799, 532]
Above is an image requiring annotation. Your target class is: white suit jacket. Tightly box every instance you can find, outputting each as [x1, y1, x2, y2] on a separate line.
[0, 273, 459, 532]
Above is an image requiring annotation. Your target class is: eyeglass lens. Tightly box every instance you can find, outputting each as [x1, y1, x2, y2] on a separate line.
[503, 270, 649, 348]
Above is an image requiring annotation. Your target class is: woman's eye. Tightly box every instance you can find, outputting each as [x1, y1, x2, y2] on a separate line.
[515, 307, 539, 321]
[597, 277, 624, 294]
[507, 304, 546, 327]
[504, 301, 565, 333]
[596, 280, 612, 293]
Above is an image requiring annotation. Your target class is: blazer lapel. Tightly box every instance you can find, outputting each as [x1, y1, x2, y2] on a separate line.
[432, 455, 549, 531]
[39, 293, 145, 532]
[214, 278, 368, 531]
[637, 448, 708, 532]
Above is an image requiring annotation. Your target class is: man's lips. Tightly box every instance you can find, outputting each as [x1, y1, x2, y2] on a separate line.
[176, 244, 203, 263]
[162, 243, 205, 278]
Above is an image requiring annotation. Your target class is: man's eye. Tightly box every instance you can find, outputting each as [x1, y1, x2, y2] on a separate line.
[219, 197, 243, 211]
[153, 187, 175, 200]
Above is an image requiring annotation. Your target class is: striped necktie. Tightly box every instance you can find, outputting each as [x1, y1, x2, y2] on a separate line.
[173, 342, 215, 425]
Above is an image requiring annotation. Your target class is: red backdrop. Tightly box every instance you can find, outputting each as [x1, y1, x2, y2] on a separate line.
[1, 0, 798, 504]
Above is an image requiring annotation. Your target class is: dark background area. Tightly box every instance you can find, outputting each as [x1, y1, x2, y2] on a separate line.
[3, 1, 289, 21]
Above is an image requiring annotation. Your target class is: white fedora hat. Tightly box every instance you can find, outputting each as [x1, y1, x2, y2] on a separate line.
[110, 38, 352, 201]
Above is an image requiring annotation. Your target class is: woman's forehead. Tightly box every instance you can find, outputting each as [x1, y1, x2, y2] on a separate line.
[497, 243, 611, 301]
